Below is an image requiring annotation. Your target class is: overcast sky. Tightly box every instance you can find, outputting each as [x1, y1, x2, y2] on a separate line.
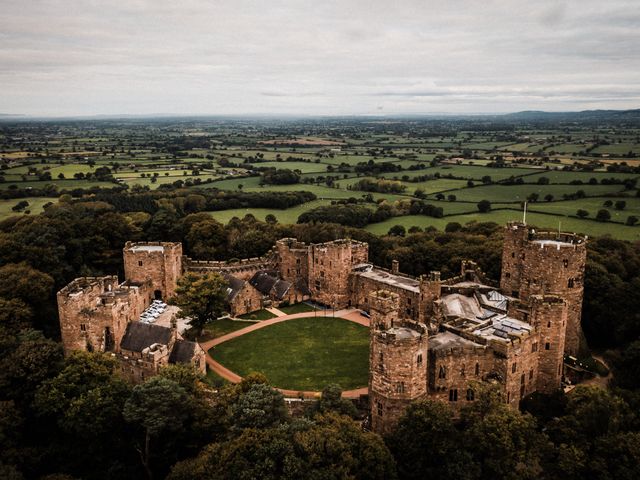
[1, 0, 639, 116]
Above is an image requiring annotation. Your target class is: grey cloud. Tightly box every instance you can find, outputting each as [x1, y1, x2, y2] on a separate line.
[0, 0, 638, 115]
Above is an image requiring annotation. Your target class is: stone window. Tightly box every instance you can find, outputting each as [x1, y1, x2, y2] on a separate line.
[545, 342, 550, 350]
[296, 268, 300, 275]
[296, 258, 300, 264]
[511, 252, 515, 258]
[407, 298, 411, 305]
[80, 323, 86, 331]
[475, 363, 480, 376]
[507, 391, 511, 403]
[532, 342, 538, 353]
[466, 389, 474, 401]
[547, 321, 551, 328]
[438, 366, 446, 379]
[417, 353, 423, 366]
[379, 352, 384, 363]
[377, 401, 383, 417]
[529, 369, 533, 380]
[320, 271, 324, 277]
[315, 280, 321, 291]
[563, 259, 569, 268]
[505, 272, 511, 279]
[521, 253, 526, 260]
[320, 260, 324, 266]
[568, 278, 575, 288]
[138, 260, 143, 267]
[396, 382, 405, 394]
[449, 389, 458, 402]
[512, 362, 517, 373]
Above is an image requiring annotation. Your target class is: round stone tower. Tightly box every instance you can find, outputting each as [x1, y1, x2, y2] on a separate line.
[500, 222, 587, 355]
[369, 290, 428, 435]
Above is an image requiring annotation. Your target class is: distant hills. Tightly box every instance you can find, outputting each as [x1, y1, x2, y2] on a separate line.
[501, 109, 640, 122]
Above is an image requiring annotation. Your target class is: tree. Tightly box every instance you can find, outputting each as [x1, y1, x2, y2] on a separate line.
[435, 193, 445, 201]
[388, 400, 473, 480]
[168, 414, 396, 480]
[172, 272, 229, 335]
[537, 176, 550, 185]
[595, 209, 611, 222]
[477, 200, 491, 213]
[615, 200, 626, 210]
[388, 225, 406, 237]
[264, 214, 277, 224]
[447, 194, 457, 201]
[603, 200, 613, 207]
[305, 384, 358, 418]
[626, 215, 638, 226]
[231, 383, 288, 431]
[544, 194, 554, 202]
[123, 377, 191, 480]
[576, 209, 589, 218]
[445, 222, 462, 233]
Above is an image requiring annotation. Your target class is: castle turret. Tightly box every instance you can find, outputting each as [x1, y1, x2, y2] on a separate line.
[530, 295, 568, 393]
[500, 222, 587, 355]
[369, 290, 428, 435]
[419, 271, 441, 324]
[123, 242, 183, 300]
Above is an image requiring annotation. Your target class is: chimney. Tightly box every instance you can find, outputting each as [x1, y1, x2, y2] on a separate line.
[391, 260, 399, 274]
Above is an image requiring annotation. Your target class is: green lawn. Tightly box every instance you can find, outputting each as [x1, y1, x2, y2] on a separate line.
[238, 309, 278, 320]
[203, 318, 259, 338]
[277, 302, 317, 314]
[209, 317, 369, 391]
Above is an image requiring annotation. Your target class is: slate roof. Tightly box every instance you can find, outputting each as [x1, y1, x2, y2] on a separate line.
[169, 339, 198, 364]
[120, 322, 173, 353]
[249, 270, 292, 300]
[222, 273, 245, 301]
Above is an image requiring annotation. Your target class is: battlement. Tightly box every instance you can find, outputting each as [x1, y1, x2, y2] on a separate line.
[58, 276, 121, 298]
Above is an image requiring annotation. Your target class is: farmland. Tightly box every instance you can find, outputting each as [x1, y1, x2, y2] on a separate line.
[1, 116, 639, 241]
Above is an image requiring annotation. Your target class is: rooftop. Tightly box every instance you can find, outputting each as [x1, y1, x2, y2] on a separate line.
[355, 267, 419, 293]
[472, 314, 532, 342]
[531, 239, 575, 248]
[129, 245, 164, 252]
[387, 326, 422, 340]
[429, 331, 484, 351]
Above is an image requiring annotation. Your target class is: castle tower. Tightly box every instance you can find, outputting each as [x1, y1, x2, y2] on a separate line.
[57, 276, 147, 354]
[500, 222, 587, 355]
[123, 242, 183, 300]
[308, 239, 368, 308]
[369, 290, 428, 435]
[275, 238, 310, 284]
[418, 271, 441, 324]
[530, 295, 568, 393]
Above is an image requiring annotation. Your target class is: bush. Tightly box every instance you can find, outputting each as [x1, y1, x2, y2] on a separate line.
[576, 209, 589, 218]
[596, 209, 611, 222]
[477, 200, 491, 213]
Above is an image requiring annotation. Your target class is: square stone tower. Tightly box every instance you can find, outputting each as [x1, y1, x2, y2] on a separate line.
[123, 242, 183, 300]
[500, 222, 587, 355]
[308, 239, 368, 308]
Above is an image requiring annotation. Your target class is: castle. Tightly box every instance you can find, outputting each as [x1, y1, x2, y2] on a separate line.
[57, 222, 587, 435]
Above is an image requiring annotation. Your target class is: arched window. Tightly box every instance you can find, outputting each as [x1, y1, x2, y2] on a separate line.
[475, 363, 480, 376]
[466, 389, 475, 401]
[438, 366, 446, 379]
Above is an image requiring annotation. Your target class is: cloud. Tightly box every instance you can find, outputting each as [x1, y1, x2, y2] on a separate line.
[0, 0, 638, 115]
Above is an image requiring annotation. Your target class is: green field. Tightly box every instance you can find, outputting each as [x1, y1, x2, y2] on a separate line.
[447, 184, 627, 202]
[0, 197, 55, 219]
[209, 317, 369, 391]
[365, 210, 640, 241]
